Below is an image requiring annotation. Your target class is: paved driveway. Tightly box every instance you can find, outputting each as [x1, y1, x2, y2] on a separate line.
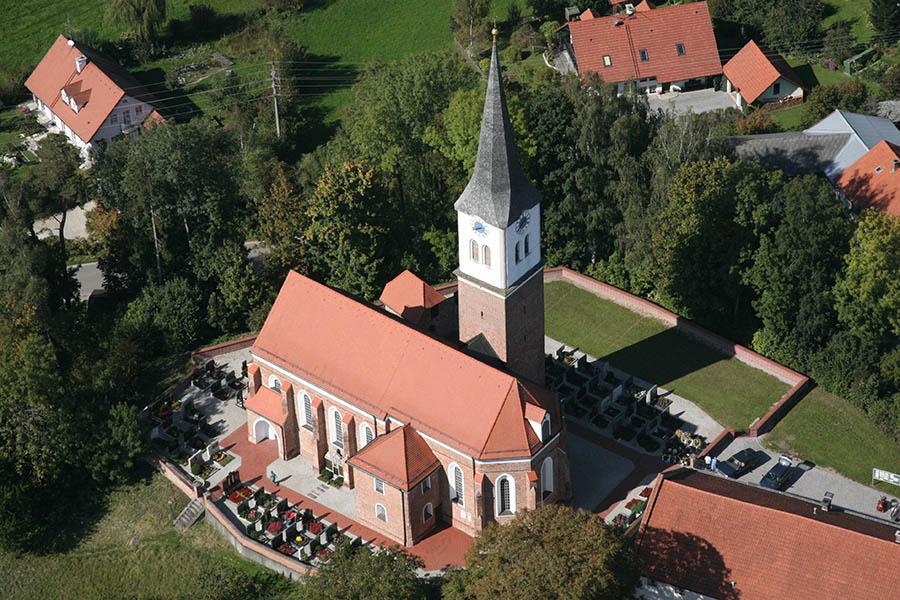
[711, 436, 895, 523]
[647, 89, 736, 115]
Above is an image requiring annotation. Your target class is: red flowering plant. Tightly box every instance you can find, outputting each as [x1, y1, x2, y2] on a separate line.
[308, 521, 324, 535]
[267, 521, 283, 534]
[227, 486, 253, 504]
[278, 542, 294, 556]
[316, 548, 331, 559]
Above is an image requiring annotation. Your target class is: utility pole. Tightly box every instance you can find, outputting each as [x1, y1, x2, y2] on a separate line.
[270, 63, 281, 138]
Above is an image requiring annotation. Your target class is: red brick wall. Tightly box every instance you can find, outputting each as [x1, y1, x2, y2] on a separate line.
[354, 469, 409, 544]
[458, 272, 546, 385]
[407, 473, 441, 543]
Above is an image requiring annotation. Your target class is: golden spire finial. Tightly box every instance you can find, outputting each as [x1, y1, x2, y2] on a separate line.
[492, 3, 498, 44]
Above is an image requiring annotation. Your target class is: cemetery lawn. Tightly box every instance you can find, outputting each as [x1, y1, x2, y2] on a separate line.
[0, 472, 293, 600]
[544, 281, 789, 431]
[764, 387, 900, 493]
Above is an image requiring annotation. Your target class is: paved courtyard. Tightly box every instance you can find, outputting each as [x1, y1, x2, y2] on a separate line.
[568, 433, 633, 511]
[647, 88, 735, 115]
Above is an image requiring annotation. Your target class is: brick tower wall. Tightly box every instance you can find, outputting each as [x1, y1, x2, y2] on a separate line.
[457, 271, 545, 385]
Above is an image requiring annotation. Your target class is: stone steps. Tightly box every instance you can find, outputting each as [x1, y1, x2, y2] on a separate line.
[174, 497, 205, 533]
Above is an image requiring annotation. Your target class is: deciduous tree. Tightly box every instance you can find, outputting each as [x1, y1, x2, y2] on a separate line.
[443, 504, 639, 600]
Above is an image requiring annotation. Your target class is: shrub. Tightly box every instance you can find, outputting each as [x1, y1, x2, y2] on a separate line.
[191, 463, 202, 476]
[735, 110, 778, 135]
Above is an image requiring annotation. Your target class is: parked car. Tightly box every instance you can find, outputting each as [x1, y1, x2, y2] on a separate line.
[717, 448, 767, 479]
[760, 455, 793, 490]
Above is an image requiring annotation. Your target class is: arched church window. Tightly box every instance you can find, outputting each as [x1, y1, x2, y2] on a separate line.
[497, 475, 515, 515]
[470, 240, 479, 262]
[515, 242, 521, 263]
[483, 245, 491, 267]
[524, 234, 530, 256]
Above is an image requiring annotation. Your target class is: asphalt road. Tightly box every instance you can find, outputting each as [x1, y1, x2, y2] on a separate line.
[712, 436, 897, 523]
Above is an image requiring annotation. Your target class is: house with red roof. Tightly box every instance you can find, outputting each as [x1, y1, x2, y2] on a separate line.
[835, 139, 900, 217]
[637, 468, 900, 599]
[25, 35, 161, 156]
[723, 40, 806, 109]
[560, 1, 722, 93]
[242, 42, 571, 547]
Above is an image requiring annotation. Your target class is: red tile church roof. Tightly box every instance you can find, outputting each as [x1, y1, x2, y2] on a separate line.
[252, 271, 557, 460]
[348, 424, 440, 491]
[637, 469, 900, 600]
[723, 40, 806, 104]
[566, 1, 721, 84]
[245, 386, 288, 426]
[379, 269, 446, 323]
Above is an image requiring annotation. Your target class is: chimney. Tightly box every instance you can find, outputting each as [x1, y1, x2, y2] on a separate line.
[67, 39, 75, 47]
[820, 491, 834, 512]
[892, 159, 900, 173]
[895, 530, 900, 544]
[75, 55, 87, 74]
[625, 3, 635, 14]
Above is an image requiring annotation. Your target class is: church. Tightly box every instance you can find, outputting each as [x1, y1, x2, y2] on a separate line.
[242, 40, 572, 546]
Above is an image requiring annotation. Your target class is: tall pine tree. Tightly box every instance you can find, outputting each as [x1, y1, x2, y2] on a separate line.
[870, 0, 900, 40]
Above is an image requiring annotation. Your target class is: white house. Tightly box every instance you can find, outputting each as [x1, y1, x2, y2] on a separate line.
[25, 35, 163, 157]
[723, 40, 806, 109]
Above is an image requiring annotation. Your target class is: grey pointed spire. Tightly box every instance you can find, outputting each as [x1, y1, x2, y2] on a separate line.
[454, 43, 540, 229]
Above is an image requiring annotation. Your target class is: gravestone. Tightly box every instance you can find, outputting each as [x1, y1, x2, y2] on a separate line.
[612, 384, 623, 403]
[202, 440, 220, 462]
[188, 448, 205, 469]
[276, 498, 288, 515]
[649, 384, 658, 401]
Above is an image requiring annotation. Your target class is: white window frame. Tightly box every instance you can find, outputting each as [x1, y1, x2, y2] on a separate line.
[470, 239, 479, 262]
[450, 464, 464, 506]
[541, 457, 554, 499]
[268, 375, 282, 391]
[424, 502, 433, 522]
[375, 503, 387, 522]
[301, 393, 313, 429]
[359, 423, 374, 448]
[483, 245, 491, 267]
[374, 478, 385, 494]
[496, 474, 515, 516]
[330, 407, 344, 448]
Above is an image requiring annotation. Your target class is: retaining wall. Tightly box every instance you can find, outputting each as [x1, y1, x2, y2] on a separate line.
[698, 429, 736, 459]
[191, 335, 258, 363]
[150, 452, 200, 498]
[203, 497, 312, 580]
[542, 267, 811, 435]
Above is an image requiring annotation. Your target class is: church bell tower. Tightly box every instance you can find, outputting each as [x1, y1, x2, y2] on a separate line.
[455, 38, 545, 385]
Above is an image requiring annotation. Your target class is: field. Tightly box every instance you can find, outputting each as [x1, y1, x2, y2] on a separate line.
[822, 0, 874, 44]
[544, 281, 789, 431]
[764, 387, 900, 493]
[0, 472, 292, 600]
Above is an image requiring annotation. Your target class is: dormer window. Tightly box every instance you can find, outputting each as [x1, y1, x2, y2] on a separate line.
[60, 88, 69, 104]
[640, 49, 649, 62]
[70, 98, 79, 113]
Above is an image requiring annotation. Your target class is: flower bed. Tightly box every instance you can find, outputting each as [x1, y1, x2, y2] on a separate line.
[278, 542, 294, 556]
[228, 486, 253, 504]
[267, 521, 283, 534]
[308, 521, 324, 535]
[316, 548, 331, 559]
[213, 451, 234, 467]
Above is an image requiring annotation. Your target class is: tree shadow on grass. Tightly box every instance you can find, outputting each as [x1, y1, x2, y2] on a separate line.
[599, 327, 728, 392]
[639, 527, 741, 599]
[791, 64, 820, 89]
[292, 52, 362, 151]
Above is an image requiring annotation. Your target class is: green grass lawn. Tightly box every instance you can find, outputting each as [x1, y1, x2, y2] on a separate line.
[0, 473, 292, 600]
[0, 0, 258, 72]
[788, 58, 851, 88]
[764, 387, 900, 493]
[772, 105, 805, 131]
[544, 281, 789, 430]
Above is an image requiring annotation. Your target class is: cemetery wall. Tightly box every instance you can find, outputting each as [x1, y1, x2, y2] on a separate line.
[698, 429, 735, 460]
[543, 267, 805, 387]
[203, 496, 312, 580]
[192, 334, 258, 363]
[748, 377, 811, 437]
[151, 452, 199, 498]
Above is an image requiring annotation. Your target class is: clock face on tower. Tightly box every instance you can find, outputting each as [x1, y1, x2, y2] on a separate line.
[471, 219, 488, 237]
[516, 211, 530, 233]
